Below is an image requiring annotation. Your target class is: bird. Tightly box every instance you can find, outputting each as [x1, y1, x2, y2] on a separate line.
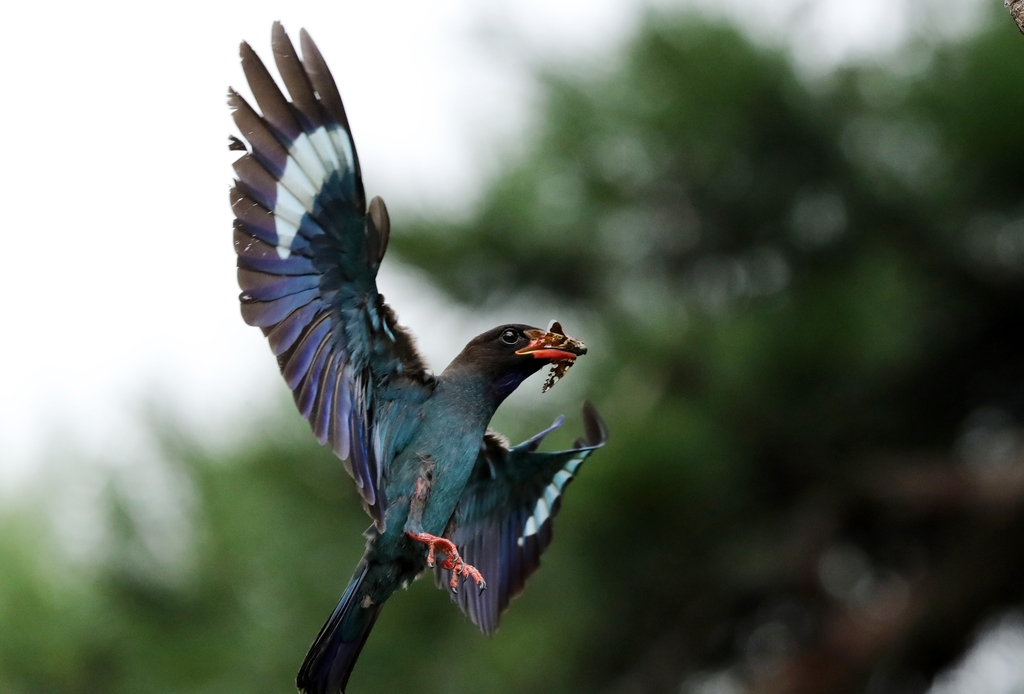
[227, 23, 608, 694]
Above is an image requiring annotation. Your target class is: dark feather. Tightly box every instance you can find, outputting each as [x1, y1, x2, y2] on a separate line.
[266, 301, 321, 355]
[231, 26, 436, 534]
[329, 368, 351, 461]
[297, 560, 382, 694]
[295, 339, 331, 418]
[240, 41, 302, 142]
[231, 156, 278, 211]
[240, 287, 320, 328]
[227, 90, 288, 178]
[271, 22, 324, 130]
[231, 190, 314, 256]
[297, 29, 352, 132]
[282, 315, 332, 389]
[298, 29, 365, 211]
[579, 400, 609, 447]
[237, 269, 319, 302]
[437, 403, 608, 634]
[366, 196, 390, 266]
[234, 223, 317, 275]
[311, 352, 340, 444]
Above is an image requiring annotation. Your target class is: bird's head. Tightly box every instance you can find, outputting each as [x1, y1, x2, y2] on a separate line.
[450, 321, 587, 401]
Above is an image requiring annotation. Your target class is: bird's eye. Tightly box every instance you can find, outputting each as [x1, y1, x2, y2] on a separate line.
[500, 329, 519, 345]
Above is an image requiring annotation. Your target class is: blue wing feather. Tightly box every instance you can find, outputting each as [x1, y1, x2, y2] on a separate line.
[229, 25, 434, 529]
[233, 225, 318, 275]
[282, 317, 332, 389]
[267, 301, 321, 355]
[296, 337, 332, 418]
[437, 402, 608, 634]
[241, 288, 320, 327]
[237, 270, 320, 302]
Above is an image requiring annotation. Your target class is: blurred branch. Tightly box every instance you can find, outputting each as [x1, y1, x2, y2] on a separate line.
[1008, 0, 1024, 35]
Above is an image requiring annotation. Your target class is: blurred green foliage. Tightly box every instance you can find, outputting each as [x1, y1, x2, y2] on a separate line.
[4, 9, 1024, 694]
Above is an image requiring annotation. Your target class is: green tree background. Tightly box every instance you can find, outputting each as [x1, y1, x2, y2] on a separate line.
[4, 7, 1024, 694]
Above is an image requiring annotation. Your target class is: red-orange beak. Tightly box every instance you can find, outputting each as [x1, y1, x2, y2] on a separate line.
[514, 321, 587, 361]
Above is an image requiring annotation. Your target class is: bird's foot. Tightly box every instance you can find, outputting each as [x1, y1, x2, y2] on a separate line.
[449, 556, 487, 594]
[407, 532, 487, 594]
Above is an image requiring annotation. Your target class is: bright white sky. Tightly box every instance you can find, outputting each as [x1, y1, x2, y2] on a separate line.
[0, 0, 988, 482]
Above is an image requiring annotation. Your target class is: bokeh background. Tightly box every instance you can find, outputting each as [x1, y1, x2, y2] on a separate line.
[3, 0, 1024, 692]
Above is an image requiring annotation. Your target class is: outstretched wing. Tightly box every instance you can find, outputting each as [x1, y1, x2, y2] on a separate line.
[436, 402, 608, 634]
[229, 24, 433, 529]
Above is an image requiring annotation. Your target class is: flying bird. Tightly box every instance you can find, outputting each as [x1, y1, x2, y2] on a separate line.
[227, 23, 607, 694]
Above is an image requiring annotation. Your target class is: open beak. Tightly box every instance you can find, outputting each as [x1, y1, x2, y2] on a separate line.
[515, 321, 587, 361]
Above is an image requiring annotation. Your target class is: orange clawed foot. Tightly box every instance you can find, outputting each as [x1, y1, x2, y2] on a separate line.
[407, 532, 487, 594]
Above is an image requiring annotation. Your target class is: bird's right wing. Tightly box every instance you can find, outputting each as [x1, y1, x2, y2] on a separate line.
[229, 24, 433, 530]
[436, 403, 608, 634]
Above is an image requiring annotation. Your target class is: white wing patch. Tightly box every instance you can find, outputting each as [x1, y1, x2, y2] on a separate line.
[271, 181, 307, 228]
[531, 497, 551, 530]
[289, 132, 329, 186]
[308, 127, 340, 171]
[276, 155, 317, 210]
[327, 124, 355, 177]
[270, 125, 357, 258]
[552, 470, 573, 488]
[520, 453, 587, 540]
[273, 216, 298, 259]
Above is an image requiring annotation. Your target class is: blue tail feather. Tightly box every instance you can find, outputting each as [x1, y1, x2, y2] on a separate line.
[297, 561, 382, 694]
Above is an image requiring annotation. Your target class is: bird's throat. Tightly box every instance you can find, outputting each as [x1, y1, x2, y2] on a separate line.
[486, 362, 546, 405]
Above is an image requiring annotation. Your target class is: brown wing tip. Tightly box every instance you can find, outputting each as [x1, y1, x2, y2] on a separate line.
[271, 21, 291, 55]
[367, 196, 391, 265]
[581, 401, 608, 447]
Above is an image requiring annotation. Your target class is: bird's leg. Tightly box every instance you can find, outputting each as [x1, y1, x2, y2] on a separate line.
[404, 457, 486, 594]
[407, 529, 486, 594]
[403, 456, 434, 538]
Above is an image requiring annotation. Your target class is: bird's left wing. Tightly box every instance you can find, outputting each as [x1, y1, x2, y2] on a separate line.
[229, 24, 433, 530]
[436, 403, 608, 634]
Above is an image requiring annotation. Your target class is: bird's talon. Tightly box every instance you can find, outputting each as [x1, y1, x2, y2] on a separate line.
[461, 563, 486, 592]
[407, 531, 486, 593]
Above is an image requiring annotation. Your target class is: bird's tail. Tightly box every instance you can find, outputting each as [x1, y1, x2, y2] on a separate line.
[297, 560, 384, 694]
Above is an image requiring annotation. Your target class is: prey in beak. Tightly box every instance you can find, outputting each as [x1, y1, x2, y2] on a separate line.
[515, 321, 587, 392]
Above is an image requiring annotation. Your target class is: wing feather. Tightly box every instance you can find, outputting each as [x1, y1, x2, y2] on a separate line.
[229, 25, 433, 529]
[237, 269, 319, 302]
[271, 24, 324, 130]
[233, 223, 317, 275]
[240, 287, 321, 327]
[295, 334, 332, 418]
[266, 301, 321, 355]
[437, 403, 608, 633]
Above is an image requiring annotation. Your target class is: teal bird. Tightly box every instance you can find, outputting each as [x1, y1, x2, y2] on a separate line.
[228, 24, 608, 694]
